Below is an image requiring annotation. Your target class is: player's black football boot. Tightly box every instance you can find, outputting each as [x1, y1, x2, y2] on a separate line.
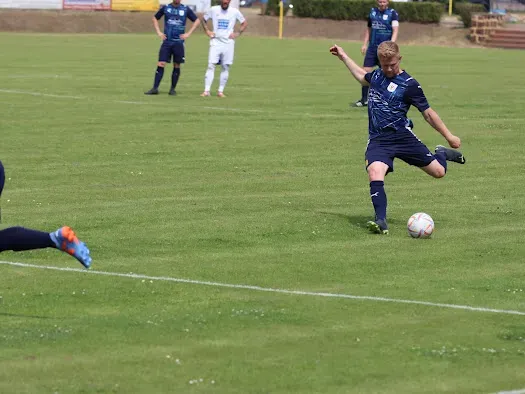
[144, 88, 159, 95]
[435, 145, 466, 164]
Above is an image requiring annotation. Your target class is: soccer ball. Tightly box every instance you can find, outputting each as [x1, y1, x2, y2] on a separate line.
[407, 212, 434, 239]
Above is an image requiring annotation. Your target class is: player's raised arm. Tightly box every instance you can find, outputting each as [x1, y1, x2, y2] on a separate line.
[329, 45, 369, 86]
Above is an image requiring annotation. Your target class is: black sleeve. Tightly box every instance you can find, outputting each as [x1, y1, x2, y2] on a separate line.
[187, 7, 198, 22]
[367, 17, 372, 28]
[154, 6, 165, 20]
[404, 81, 430, 112]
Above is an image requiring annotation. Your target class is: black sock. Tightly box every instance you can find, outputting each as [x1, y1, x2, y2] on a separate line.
[171, 68, 180, 90]
[153, 66, 165, 89]
[362, 85, 369, 103]
[0, 227, 55, 252]
[1, 161, 5, 223]
[0, 160, 5, 198]
[370, 181, 387, 221]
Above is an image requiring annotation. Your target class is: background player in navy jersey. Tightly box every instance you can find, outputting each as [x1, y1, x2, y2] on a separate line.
[0, 160, 92, 268]
[353, 0, 399, 108]
[330, 41, 466, 234]
[144, 0, 201, 96]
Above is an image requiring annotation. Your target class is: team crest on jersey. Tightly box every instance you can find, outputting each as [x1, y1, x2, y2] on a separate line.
[387, 82, 398, 92]
[383, 14, 388, 20]
[179, 10, 185, 16]
[372, 11, 376, 16]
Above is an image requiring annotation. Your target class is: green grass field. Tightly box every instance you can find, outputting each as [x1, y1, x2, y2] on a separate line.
[1, 32, 525, 393]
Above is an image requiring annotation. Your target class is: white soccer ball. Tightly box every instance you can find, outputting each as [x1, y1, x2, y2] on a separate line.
[407, 212, 434, 239]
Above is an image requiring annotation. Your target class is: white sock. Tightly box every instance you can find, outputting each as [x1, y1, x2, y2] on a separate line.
[204, 63, 215, 92]
[218, 64, 230, 93]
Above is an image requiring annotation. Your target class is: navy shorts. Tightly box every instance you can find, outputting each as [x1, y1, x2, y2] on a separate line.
[158, 40, 185, 64]
[365, 132, 435, 174]
[364, 47, 379, 68]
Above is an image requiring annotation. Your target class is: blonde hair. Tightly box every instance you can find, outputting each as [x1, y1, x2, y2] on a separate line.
[377, 41, 400, 60]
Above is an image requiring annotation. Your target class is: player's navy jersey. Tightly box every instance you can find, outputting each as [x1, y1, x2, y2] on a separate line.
[364, 69, 430, 139]
[367, 7, 398, 47]
[155, 3, 197, 41]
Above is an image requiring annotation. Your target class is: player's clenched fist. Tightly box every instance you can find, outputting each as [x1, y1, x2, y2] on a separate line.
[329, 45, 347, 61]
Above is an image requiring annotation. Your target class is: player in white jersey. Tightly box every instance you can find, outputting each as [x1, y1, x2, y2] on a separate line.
[200, 0, 247, 98]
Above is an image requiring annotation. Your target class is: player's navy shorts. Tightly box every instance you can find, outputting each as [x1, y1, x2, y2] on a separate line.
[158, 40, 185, 64]
[365, 131, 435, 174]
[364, 46, 379, 68]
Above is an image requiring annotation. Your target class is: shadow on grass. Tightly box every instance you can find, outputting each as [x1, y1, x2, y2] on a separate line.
[318, 211, 402, 229]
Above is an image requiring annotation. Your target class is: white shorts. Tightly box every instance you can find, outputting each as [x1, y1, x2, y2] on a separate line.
[208, 41, 235, 66]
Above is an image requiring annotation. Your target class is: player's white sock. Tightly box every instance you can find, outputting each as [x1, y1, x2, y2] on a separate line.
[205, 63, 215, 92]
[218, 64, 230, 93]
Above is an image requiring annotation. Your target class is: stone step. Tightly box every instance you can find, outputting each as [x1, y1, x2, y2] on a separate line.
[485, 40, 525, 49]
[491, 34, 525, 42]
[491, 29, 525, 38]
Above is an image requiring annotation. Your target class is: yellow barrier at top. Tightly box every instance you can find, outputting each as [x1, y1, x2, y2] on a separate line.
[112, 0, 161, 11]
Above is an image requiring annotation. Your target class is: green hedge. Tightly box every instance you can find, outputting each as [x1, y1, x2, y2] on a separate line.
[265, 0, 292, 16]
[455, 3, 486, 27]
[211, 0, 290, 15]
[418, 0, 454, 13]
[292, 0, 443, 24]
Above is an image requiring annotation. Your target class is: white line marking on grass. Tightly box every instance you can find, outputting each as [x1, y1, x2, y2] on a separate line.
[199, 105, 344, 118]
[0, 89, 84, 100]
[496, 390, 525, 394]
[202, 105, 266, 113]
[0, 88, 346, 118]
[115, 100, 153, 105]
[7, 74, 70, 79]
[2, 260, 525, 316]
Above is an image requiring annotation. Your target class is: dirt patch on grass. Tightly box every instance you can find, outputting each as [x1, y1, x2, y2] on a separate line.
[0, 8, 473, 47]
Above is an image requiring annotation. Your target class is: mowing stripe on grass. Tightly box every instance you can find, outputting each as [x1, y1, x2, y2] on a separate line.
[2, 260, 525, 316]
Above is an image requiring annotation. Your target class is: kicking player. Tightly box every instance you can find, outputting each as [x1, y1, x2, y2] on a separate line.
[353, 0, 399, 108]
[0, 160, 91, 268]
[330, 41, 466, 235]
[200, 0, 247, 98]
[144, 0, 201, 96]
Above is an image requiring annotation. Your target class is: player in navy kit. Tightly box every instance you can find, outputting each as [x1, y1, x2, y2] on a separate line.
[144, 0, 201, 96]
[330, 41, 466, 234]
[0, 160, 92, 268]
[353, 0, 399, 108]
